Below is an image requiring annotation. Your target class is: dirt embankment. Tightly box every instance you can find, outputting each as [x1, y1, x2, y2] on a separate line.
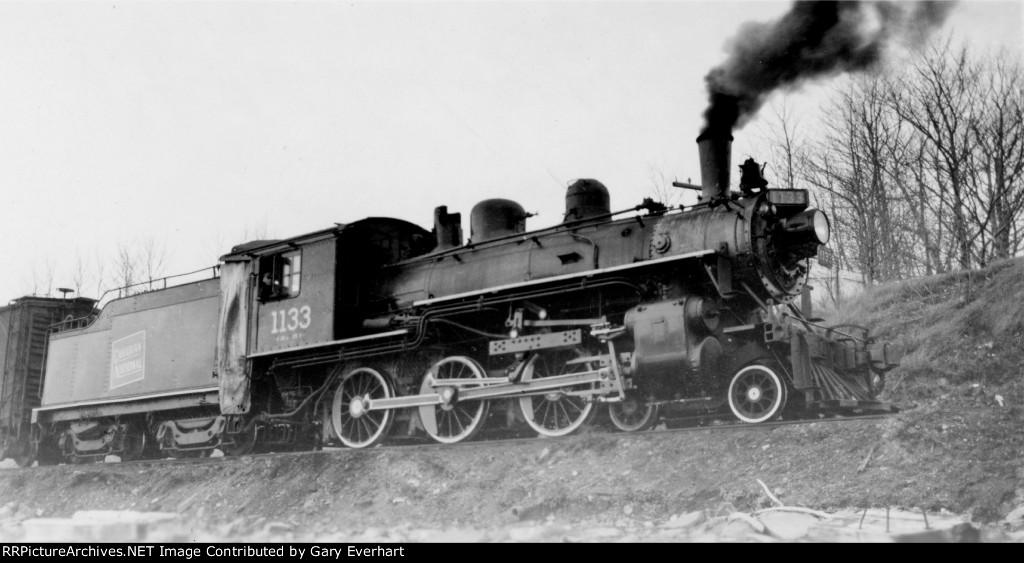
[2, 259, 1024, 542]
[1, 395, 1022, 542]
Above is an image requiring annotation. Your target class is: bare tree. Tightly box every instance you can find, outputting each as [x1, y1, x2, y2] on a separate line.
[21, 269, 40, 298]
[886, 38, 985, 270]
[757, 96, 805, 191]
[41, 260, 55, 297]
[971, 50, 1024, 261]
[198, 227, 231, 268]
[646, 164, 686, 208]
[112, 243, 138, 296]
[69, 251, 90, 297]
[757, 37, 1022, 293]
[888, 135, 942, 278]
[801, 74, 912, 286]
[139, 236, 168, 290]
[242, 219, 271, 242]
[92, 249, 107, 300]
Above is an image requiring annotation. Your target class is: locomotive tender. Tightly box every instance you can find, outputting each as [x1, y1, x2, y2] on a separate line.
[4, 132, 896, 465]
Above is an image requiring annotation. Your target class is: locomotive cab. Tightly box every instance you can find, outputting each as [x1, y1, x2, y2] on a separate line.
[219, 218, 435, 361]
[216, 218, 433, 418]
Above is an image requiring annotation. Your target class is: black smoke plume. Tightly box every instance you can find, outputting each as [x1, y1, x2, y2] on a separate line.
[701, 0, 955, 136]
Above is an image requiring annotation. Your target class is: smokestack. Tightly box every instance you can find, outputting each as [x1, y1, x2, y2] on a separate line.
[697, 130, 733, 201]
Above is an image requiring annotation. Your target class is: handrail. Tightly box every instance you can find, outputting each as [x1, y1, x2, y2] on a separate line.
[50, 265, 221, 333]
[390, 199, 682, 268]
[96, 265, 221, 305]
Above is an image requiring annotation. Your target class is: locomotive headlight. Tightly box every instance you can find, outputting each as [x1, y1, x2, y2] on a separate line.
[780, 209, 830, 246]
[812, 210, 830, 245]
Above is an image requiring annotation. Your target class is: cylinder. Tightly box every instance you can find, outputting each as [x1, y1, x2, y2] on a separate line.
[696, 131, 733, 201]
[684, 297, 720, 334]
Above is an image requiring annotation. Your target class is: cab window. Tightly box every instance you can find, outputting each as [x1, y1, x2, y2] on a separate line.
[258, 250, 302, 301]
[282, 252, 301, 294]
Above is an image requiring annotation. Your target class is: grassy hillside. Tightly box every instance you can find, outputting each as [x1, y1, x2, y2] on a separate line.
[826, 258, 1024, 403]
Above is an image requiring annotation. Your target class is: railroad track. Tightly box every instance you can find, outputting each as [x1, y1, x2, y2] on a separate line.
[1, 410, 898, 473]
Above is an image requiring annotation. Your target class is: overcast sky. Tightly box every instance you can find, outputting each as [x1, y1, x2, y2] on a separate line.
[2, 1, 1021, 304]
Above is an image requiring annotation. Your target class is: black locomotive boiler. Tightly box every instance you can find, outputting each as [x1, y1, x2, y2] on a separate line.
[8, 131, 896, 464]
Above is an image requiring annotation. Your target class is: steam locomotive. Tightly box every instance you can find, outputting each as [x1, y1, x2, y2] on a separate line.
[0, 132, 895, 466]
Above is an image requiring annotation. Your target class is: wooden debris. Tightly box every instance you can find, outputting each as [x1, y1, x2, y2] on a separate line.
[756, 479, 784, 507]
[857, 445, 877, 473]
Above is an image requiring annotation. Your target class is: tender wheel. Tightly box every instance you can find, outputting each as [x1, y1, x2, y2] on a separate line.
[418, 356, 489, 444]
[728, 363, 787, 423]
[608, 392, 658, 432]
[519, 351, 596, 437]
[118, 424, 148, 462]
[332, 367, 395, 448]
